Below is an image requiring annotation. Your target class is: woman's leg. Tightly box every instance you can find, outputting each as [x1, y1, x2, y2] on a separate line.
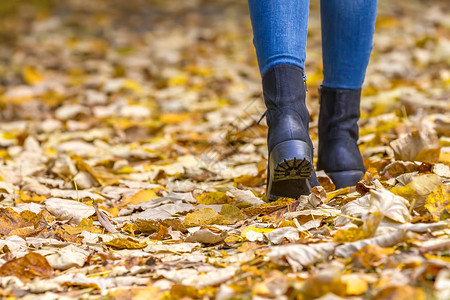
[248, 0, 309, 76]
[320, 0, 378, 89]
[248, 0, 319, 201]
[317, 0, 378, 188]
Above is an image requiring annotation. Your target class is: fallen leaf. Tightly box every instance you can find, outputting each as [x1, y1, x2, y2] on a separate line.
[351, 245, 395, 268]
[268, 243, 336, 271]
[45, 198, 95, 225]
[196, 191, 234, 205]
[369, 189, 411, 223]
[93, 201, 118, 233]
[41, 245, 90, 270]
[103, 238, 147, 249]
[335, 229, 406, 258]
[185, 226, 228, 244]
[390, 129, 441, 162]
[62, 218, 102, 235]
[0, 252, 53, 281]
[183, 208, 224, 227]
[424, 185, 450, 221]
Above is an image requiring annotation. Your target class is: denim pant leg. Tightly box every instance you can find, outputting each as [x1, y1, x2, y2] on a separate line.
[248, 0, 309, 76]
[321, 0, 378, 89]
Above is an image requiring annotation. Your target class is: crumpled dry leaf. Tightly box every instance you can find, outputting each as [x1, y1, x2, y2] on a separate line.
[40, 245, 90, 270]
[264, 227, 299, 245]
[268, 243, 336, 271]
[45, 198, 95, 225]
[390, 129, 441, 162]
[0, 208, 53, 237]
[185, 226, 228, 244]
[0, 252, 53, 281]
[369, 189, 411, 223]
[93, 201, 118, 233]
[390, 174, 442, 212]
[335, 229, 407, 258]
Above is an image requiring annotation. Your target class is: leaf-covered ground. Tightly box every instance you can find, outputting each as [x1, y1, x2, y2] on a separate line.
[0, 0, 449, 299]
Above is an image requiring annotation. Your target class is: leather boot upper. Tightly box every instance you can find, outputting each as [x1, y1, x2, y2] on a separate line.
[317, 86, 366, 173]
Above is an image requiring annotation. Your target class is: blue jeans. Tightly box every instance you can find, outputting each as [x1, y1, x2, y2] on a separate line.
[248, 0, 378, 89]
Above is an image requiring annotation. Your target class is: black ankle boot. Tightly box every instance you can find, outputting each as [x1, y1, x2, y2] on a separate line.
[317, 86, 366, 189]
[262, 64, 319, 202]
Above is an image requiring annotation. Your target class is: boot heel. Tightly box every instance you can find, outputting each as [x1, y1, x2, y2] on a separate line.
[267, 140, 313, 202]
[326, 170, 364, 189]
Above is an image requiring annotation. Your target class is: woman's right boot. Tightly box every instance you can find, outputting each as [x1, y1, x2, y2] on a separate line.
[262, 64, 320, 202]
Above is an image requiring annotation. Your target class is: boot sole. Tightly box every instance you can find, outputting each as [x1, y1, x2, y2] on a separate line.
[326, 170, 364, 189]
[267, 140, 313, 202]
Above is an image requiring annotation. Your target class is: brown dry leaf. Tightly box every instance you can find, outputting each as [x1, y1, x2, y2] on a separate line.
[62, 218, 102, 235]
[351, 245, 395, 268]
[149, 224, 169, 240]
[196, 191, 234, 205]
[242, 197, 297, 217]
[185, 226, 228, 244]
[103, 238, 147, 249]
[183, 208, 224, 227]
[390, 129, 441, 162]
[424, 184, 450, 221]
[133, 219, 187, 234]
[0, 252, 53, 281]
[0, 208, 53, 237]
[93, 201, 118, 233]
[72, 155, 121, 186]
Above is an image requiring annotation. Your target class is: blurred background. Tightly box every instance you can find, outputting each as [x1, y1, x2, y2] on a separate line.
[0, 0, 449, 171]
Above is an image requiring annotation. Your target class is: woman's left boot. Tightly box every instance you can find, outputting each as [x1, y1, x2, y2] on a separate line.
[262, 64, 320, 202]
[316, 86, 366, 189]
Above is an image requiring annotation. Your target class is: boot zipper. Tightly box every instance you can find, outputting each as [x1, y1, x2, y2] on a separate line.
[303, 73, 308, 92]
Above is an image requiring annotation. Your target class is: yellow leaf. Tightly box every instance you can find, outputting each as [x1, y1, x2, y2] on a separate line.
[125, 189, 158, 206]
[196, 191, 234, 205]
[233, 174, 262, 187]
[23, 66, 44, 85]
[103, 238, 147, 249]
[424, 184, 450, 221]
[16, 191, 46, 203]
[220, 204, 244, 225]
[63, 218, 102, 235]
[122, 79, 142, 92]
[333, 212, 382, 243]
[341, 274, 369, 295]
[183, 208, 224, 227]
[159, 113, 190, 124]
[241, 226, 274, 238]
